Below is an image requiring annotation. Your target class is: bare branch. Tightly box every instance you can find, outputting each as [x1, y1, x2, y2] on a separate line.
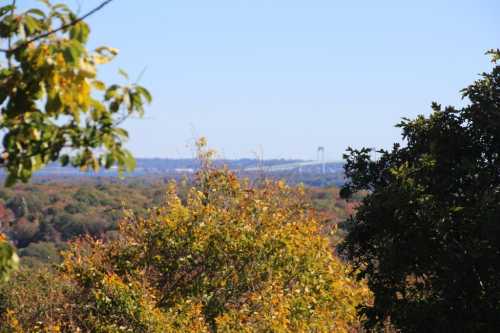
[0, 0, 115, 53]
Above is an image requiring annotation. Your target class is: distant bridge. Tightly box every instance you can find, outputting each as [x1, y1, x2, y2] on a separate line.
[244, 160, 341, 172]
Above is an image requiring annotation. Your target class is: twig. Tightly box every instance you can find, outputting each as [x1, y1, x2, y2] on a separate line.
[134, 66, 148, 84]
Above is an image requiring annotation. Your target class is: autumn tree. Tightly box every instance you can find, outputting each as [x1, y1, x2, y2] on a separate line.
[1, 142, 370, 332]
[340, 50, 500, 332]
[0, 0, 151, 281]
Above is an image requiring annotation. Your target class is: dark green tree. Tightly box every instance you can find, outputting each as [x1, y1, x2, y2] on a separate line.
[340, 49, 500, 332]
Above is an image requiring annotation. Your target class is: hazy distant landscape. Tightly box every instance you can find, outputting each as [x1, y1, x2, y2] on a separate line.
[0, 0, 498, 331]
[19, 158, 347, 187]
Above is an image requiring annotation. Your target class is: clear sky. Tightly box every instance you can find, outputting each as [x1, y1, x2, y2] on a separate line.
[30, 0, 500, 160]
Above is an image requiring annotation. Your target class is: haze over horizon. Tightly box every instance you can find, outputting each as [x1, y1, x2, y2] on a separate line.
[28, 0, 499, 160]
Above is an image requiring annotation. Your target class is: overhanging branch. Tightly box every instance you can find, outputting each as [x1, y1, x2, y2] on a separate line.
[0, 0, 115, 53]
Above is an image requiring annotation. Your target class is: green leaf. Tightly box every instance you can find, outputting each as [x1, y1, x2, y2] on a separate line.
[93, 46, 119, 64]
[0, 240, 19, 283]
[70, 21, 89, 43]
[0, 5, 14, 20]
[46, 93, 63, 114]
[105, 85, 120, 100]
[122, 149, 136, 171]
[95, 46, 119, 56]
[114, 128, 128, 139]
[62, 40, 84, 65]
[30, 155, 43, 171]
[92, 80, 106, 91]
[25, 8, 46, 18]
[23, 15, 42, 35]
[136, 86, 152, 104]
[52, 3, 71, 12]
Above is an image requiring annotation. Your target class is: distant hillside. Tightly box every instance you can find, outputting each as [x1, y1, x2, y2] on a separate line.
[133, 158, 306, 172]
[0, 158, 346, 187]
[17, 158, 342, 175]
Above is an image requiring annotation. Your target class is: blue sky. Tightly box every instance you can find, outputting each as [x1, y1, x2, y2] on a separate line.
[28, 0, 500, 160]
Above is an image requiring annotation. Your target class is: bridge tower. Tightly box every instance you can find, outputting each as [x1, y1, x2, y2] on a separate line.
[317, 146, 325, 174]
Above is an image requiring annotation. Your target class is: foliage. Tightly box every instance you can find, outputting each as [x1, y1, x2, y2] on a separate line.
[340, 50, 500, 332]
[0, 0, 151, 285]
[2, 150, 370, 332]
[0, 1, 151, 186]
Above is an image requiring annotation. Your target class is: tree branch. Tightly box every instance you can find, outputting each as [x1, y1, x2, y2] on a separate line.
[0, 0, 115, 53]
